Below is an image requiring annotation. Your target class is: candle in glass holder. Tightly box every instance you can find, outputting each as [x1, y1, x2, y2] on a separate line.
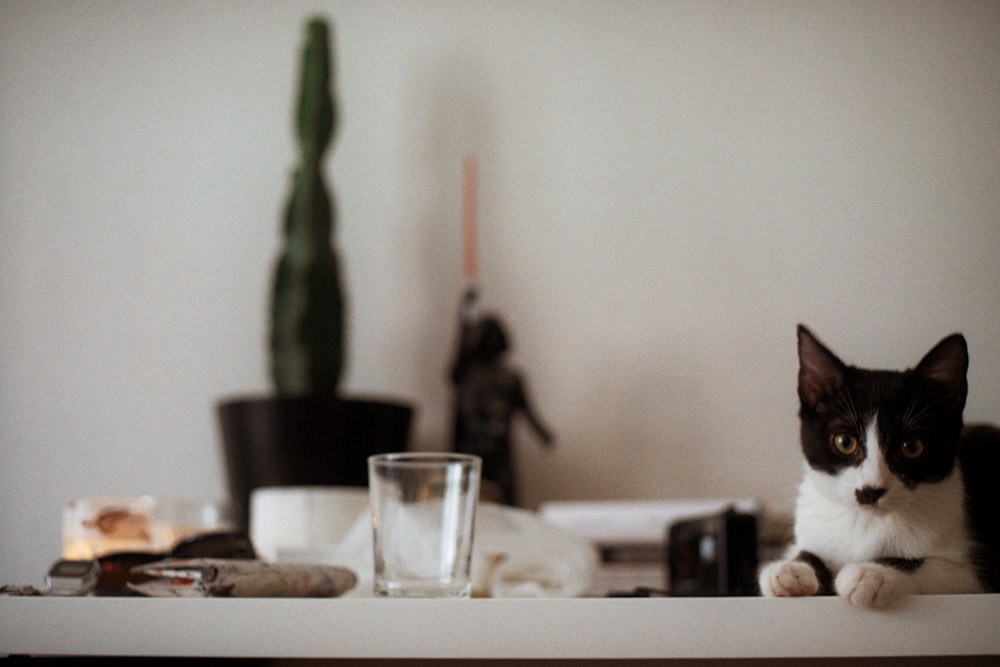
[62, 496, 157, 559]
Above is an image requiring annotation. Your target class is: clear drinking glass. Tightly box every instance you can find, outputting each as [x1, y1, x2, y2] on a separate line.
[368, 453, 481, 598]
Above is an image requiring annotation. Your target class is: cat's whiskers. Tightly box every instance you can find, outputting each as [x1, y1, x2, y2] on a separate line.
[902, 393, 949, 430]
[830, 389, 862, 430]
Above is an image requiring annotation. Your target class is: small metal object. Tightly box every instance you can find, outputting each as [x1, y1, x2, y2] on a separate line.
[46, 558, 100, 596]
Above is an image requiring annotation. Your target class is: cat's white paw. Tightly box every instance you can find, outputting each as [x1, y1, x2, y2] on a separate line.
[759, 560, 820, 597]
[835, 563, 909, 608]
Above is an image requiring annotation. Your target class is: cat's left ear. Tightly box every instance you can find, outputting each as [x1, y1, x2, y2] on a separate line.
[913, 333, 969, 404]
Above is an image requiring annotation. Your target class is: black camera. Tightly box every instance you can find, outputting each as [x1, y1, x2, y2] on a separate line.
[667, 508, 758, 596]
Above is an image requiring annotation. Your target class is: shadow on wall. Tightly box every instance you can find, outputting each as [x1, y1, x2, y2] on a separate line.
[516, 343, 714, 508]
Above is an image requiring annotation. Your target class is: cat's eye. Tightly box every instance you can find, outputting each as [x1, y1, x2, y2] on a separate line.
[830, 433, 859, 456]
[900, 439, 925, 459]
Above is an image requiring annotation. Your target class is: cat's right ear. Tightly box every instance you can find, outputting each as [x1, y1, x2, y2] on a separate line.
[797, 325, 846, 408]
[913, 333, 968, 406]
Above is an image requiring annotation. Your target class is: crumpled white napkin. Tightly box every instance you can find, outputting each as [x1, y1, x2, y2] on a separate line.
[264, 501, 598, 598]
[470, 503, 599, 598]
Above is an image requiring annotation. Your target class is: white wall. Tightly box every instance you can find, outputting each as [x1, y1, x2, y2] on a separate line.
[2, 0, 998, 585]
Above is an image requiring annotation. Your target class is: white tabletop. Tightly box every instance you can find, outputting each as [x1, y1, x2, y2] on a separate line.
[2, 594, 999, 659]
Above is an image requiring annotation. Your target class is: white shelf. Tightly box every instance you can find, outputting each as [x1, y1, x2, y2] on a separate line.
[2, 594, 999, 659]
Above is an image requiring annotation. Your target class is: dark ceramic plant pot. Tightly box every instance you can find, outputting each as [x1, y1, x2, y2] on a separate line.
[217, 395, 413, 530]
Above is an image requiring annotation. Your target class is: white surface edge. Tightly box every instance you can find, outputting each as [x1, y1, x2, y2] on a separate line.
[2, 594, 999, 659]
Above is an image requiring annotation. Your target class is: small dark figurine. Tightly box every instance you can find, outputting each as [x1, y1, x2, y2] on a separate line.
[450, 288, 554, 505]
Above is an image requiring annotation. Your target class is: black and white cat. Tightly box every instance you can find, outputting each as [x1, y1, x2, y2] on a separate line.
[759, 325, 1000, 607]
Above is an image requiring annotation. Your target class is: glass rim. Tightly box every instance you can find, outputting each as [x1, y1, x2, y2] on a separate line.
[368, 452, 480, 467]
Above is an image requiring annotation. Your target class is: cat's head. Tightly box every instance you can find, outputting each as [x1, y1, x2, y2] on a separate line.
[796, 325, 968, 512]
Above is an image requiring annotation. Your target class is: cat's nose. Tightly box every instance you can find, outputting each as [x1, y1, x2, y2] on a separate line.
[855, 486, 886, 505]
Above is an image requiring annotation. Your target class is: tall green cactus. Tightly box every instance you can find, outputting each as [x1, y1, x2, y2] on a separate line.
[270, 17, 344, 396]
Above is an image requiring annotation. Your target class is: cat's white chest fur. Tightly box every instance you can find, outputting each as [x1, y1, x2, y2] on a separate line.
[792, 461, 972, 572]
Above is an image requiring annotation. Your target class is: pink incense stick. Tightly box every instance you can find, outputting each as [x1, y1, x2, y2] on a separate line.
[462, 156, 479, 283]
